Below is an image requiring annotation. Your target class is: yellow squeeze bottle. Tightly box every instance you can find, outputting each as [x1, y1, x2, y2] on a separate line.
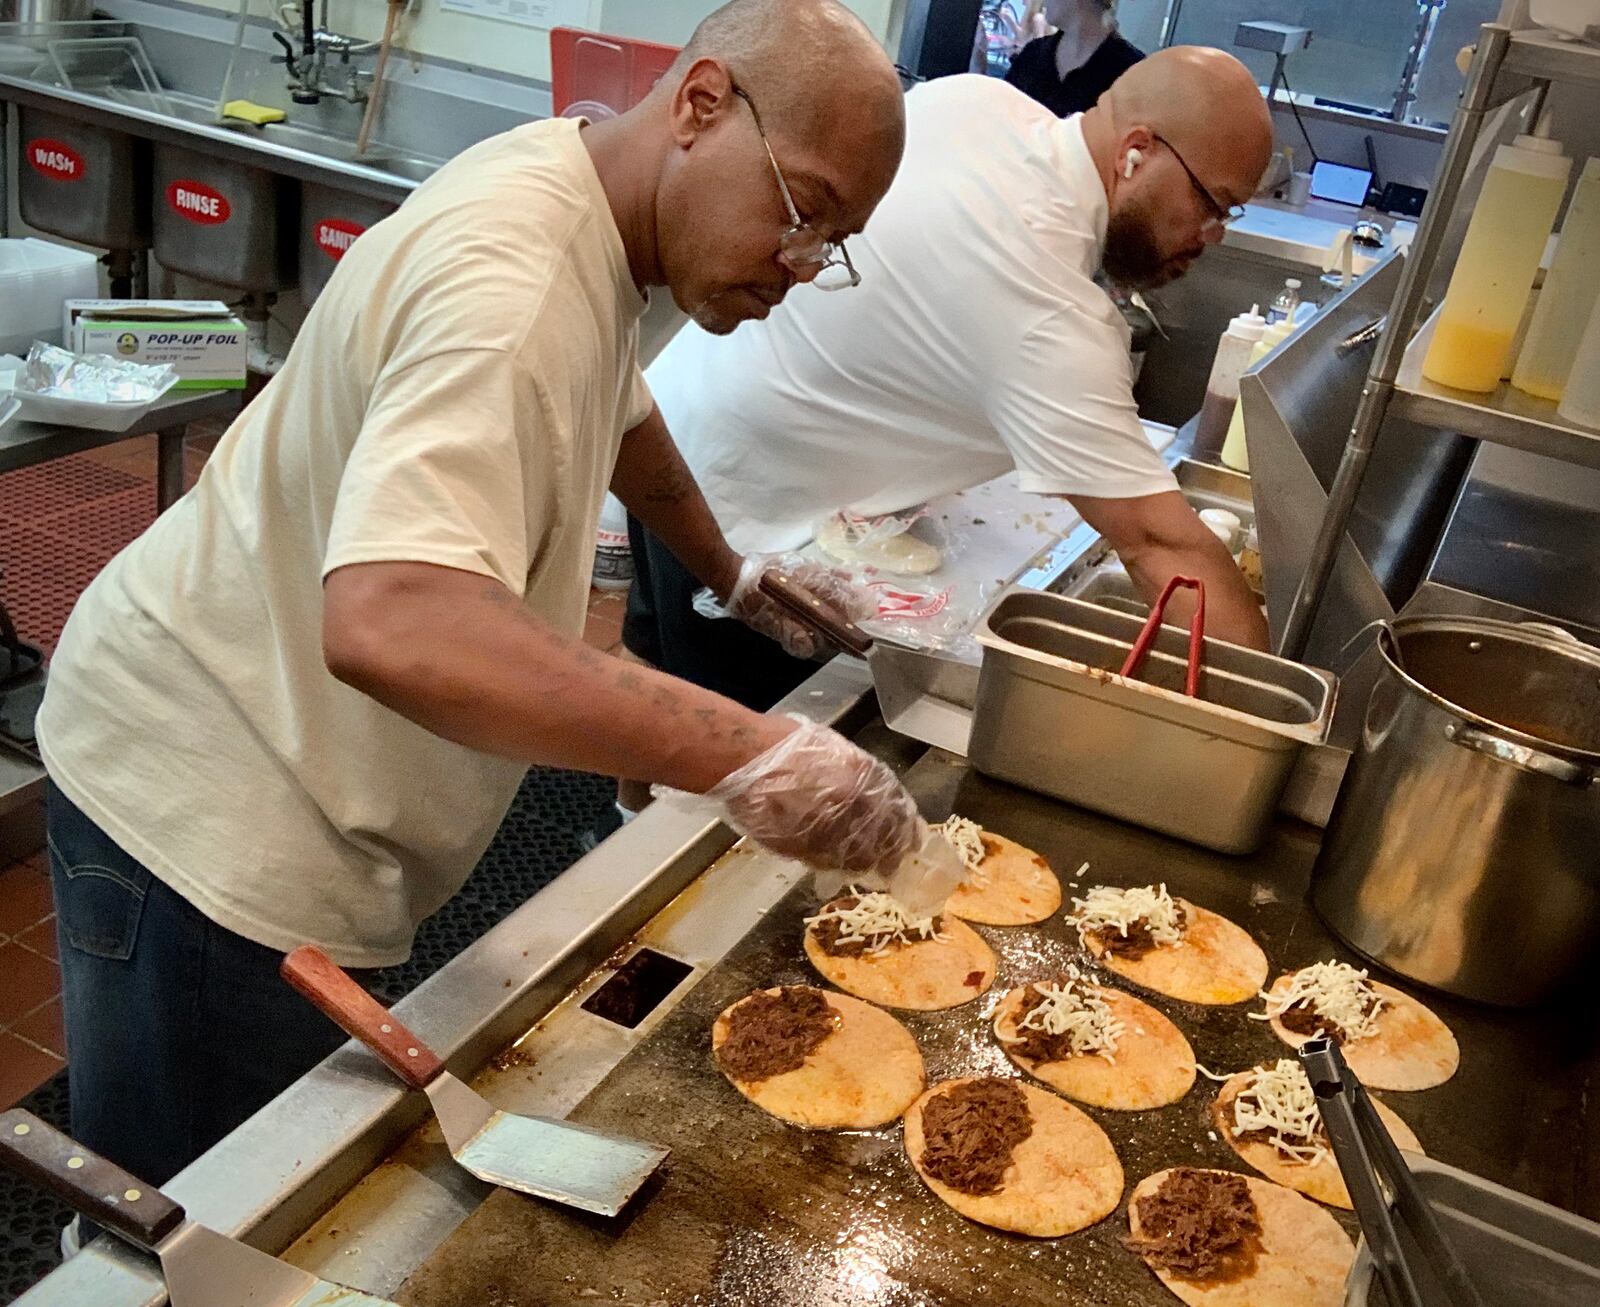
[1512, 158, 1600, 400]
[1423, 115, 1571, 394]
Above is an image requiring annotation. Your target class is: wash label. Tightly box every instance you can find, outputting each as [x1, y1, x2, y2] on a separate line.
[26, 139, 85, 182]
[167, 180, 232, 226]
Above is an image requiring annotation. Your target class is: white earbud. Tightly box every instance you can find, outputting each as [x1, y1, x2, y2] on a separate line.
[1123, 148, 1143, 179]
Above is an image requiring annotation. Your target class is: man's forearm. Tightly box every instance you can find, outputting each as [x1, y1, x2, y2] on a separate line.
[323, 563, 789, 792]
[1122, 536, 1269, 649]
[1064, 490, 1269, 650]
[611, 404, 742, 600]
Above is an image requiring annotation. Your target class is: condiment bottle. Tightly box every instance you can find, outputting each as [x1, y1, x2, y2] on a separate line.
[1221, 320, 1296, 473]
[1423, 114, 1571, 393]
[1512, 157, 1600, 401]
[1193, 304, 1266, 463]
[1556, 295, 1600, 430]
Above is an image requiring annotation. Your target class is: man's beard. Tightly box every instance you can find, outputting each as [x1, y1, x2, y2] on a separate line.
[688, 290, 745, 336]
[1102, 207, 1172, 291]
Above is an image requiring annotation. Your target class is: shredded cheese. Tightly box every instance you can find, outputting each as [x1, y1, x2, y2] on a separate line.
[804, 890, 942, 955]
[939, 815, 989, 885]
[1068, 883, 1185, 950]
[1252, 961, 1386, 1042]
[1001, 965, 1124, 1062]
[1227, 1059, 1330, 1166]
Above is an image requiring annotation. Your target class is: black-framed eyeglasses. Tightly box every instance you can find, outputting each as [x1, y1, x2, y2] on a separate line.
[731, 84, 861, 291]
[1152, 133, 1246, 234]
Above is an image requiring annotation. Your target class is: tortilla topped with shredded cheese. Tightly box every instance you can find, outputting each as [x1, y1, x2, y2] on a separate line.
[938, 816, 1062, 926]
[803, 891, 996, 1010]
[1069, 885, 1268, 1005]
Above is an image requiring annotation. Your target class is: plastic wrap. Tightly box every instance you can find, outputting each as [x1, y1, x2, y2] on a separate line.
[655, 715, 964, 915]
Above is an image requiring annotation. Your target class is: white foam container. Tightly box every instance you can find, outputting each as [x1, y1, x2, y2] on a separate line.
[0, 239, 100, 356]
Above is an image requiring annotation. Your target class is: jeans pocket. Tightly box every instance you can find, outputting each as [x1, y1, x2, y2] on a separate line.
[49, 837, 152, 962]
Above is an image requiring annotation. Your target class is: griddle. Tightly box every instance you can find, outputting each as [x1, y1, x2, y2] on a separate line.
[396, 751, 1600, 1307]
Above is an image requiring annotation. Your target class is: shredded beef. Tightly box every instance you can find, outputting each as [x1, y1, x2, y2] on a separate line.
[918, 1079, 1033, 1196]
[715, 987, 839, 1083]
[1125, 1168, 1263, 1283]
[1091, 903, 1188, 960]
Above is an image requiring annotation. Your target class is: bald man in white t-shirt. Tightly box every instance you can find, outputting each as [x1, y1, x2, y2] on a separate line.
[625, 53, 1273, 714]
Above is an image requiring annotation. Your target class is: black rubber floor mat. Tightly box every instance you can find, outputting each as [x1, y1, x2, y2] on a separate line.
[0, 765, 614, 1303]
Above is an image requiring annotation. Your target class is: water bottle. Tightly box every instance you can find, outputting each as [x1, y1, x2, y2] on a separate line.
[1265, 279, 1302, 326]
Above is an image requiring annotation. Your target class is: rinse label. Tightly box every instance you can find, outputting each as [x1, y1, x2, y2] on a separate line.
[27, 139, 85, 182]
[314, 218, 366, 260]
[167, 180, 232, 226]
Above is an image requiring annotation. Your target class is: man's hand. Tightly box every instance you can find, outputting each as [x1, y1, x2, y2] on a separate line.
[1064, 489, 1269, 650]
[726, 555, 878, 659]
[698, 716, 922, 873]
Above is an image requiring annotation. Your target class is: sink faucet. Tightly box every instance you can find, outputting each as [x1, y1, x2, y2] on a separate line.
[273, 0, 377, 105]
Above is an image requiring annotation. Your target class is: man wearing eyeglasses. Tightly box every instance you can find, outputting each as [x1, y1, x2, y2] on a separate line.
[35, 0, 920, 1198]
[622, 46, 1273, 718]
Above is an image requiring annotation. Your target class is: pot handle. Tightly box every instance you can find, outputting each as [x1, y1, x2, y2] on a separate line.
[1444, 723, 1595, 787]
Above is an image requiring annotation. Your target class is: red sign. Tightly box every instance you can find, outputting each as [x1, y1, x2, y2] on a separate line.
[26, 138, 85, 182]
[166, 180, 231, 226]
[314, 217, 366, 260]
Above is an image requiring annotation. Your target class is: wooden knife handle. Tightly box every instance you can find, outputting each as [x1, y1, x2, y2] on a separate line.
[280, 945, 444, 1089]
[758, 571, 874, 657]
[0, 1109, 185, 1250]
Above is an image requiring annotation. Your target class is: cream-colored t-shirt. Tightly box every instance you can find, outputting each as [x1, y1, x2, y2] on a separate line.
[38, 118, 651, 966]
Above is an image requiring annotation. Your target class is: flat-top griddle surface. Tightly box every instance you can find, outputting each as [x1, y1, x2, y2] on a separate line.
[397, 752, 1600, 1307]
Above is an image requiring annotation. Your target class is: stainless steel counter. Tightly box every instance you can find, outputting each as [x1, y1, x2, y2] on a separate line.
[18, 658, 1599, 1306]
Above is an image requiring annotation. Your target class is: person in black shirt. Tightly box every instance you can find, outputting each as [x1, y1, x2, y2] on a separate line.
[1006, 0, 1144, 117]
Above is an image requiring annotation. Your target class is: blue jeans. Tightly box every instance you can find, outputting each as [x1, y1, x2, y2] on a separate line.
[48, 782, 351, 1190]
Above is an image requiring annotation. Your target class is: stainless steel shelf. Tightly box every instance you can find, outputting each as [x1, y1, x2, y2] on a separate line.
[1502, 27, 1600, 87]
[1393, 310, 1600, 471]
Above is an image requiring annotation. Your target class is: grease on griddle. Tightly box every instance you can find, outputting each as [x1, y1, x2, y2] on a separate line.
[1126, 1168, 1263, 1283]
[919, 1078, 1033, 1196]
[715, 986, 840, 1083]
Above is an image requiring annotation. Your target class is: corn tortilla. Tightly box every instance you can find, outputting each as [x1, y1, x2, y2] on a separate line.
[993, 982, 1195, 1110]
[1080, 898, 1268, 1005]
[904, 1077, 1124, 1236]
[1129, 1168, 1355, 1307]
[1263, 975, 1459, 1091]
[944, 833, 1062, 926]
[1212, 1071, 1422, 1208]
[711, 987, 925, 1129]
[803, 915, 996, 1010]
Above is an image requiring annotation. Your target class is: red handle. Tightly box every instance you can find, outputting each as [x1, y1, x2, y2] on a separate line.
[1118, 575, 1206, 697]
[281, 945, 444, 1089]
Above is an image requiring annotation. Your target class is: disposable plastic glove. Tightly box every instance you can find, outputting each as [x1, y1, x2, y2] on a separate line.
[726, 554, 877, 660]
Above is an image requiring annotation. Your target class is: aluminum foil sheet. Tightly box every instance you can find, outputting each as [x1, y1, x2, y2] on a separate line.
[21, 342, 174, 404]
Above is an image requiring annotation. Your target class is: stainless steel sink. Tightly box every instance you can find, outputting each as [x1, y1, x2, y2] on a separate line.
[0, 11, 543, 296]
[0, 12, 541, 205]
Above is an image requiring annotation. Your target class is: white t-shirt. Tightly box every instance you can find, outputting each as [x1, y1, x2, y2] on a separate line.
[647, 74, 1177, 556]
[38, 119, 652, 967]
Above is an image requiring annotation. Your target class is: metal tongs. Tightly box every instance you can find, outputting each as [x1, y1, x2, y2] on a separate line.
[1299, 1039, 1487, 1307]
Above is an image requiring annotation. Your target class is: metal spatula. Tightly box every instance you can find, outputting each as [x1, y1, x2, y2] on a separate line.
[281, 945, 668, 1216]
[0, 1109, 395, 1307]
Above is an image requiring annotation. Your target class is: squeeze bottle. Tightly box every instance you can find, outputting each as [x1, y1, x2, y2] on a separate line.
[1423, 116, 1571, 393]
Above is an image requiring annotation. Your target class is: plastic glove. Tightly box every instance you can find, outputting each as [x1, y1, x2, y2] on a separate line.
[726, 554, 878, 660]
[696, 716, 923, 875]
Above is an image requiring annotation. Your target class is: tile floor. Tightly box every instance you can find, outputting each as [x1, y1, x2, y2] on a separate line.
[0, 425, 632, 1105]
